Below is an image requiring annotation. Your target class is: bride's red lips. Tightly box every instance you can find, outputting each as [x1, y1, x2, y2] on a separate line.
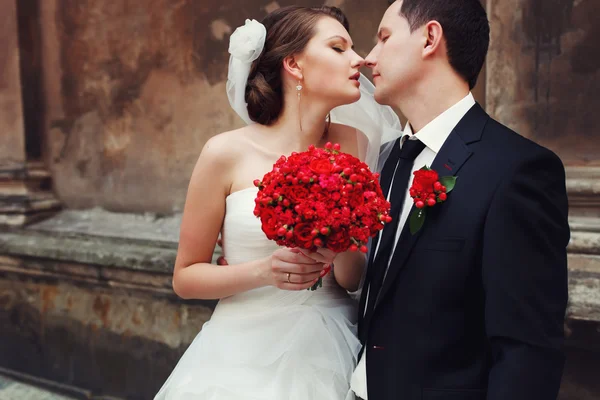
[350, 72, 360, 80]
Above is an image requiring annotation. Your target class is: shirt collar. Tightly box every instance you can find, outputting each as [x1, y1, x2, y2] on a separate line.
[402, 92, 476, 154]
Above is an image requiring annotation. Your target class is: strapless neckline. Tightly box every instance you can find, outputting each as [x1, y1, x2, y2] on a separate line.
[226, 186, 258, 200]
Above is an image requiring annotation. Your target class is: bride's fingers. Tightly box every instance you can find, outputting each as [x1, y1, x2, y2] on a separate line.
[279, 271, 322, 285]
[273, 260, 324, 275]
[296, 248, 328, 263]
[316, 248, 336, 261]
[275, 248, 321, 265]
[276, 277, 320, 291]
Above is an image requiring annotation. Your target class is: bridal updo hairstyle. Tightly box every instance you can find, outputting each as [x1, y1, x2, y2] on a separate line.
[245, 6, 350, 125]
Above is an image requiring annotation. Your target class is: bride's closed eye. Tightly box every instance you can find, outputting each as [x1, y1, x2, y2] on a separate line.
[332, 45, 345, 53]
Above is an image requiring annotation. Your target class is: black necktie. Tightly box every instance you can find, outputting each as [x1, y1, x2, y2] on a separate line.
[363, 136, 426, 318]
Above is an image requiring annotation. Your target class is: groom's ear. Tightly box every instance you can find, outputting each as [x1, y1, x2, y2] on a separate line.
[282, 55, 304, 81]
[422, 21, 444, 59]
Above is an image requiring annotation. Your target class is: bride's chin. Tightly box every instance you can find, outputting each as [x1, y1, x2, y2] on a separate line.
[341, 91, 362, 105]
[328, 90, 362, 110]
[350, 91, 362, 103]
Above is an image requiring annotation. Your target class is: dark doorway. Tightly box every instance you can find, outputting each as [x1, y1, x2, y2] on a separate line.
[16, 0, 44, 160]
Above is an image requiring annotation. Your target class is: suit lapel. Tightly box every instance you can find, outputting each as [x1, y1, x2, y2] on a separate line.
[373, 103, 489, 307]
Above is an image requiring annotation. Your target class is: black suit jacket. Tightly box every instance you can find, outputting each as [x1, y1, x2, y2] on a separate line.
[358, 104, 570, 400]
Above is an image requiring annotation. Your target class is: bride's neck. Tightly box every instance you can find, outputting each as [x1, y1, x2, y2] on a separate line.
[267, 95, 330, 152]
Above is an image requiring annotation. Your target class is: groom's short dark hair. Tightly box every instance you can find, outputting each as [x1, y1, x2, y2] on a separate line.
[395, 0, 489, 89]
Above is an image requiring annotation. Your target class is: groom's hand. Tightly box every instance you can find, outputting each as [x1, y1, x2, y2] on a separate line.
[216, 256, 228, 266]
[216, 237, 228, 265]
[270, 248, 326, 290]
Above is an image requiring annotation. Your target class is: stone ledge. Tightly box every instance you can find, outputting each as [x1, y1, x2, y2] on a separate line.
[0, 254, 176, 298]
[0, 161, 52, 182]
[28, 208, 183, 247]
[0, 162, 27, 180]
[569, 216, 600, 256]
[0, 161, 62, 227]
[0, 209, 597, 323]
[0, 367, 89, 400]
[0, 208, 221, 275]
[0, 230, 178, 274]
[567, 254, 600, 323]
[566, 215, 600, 324]
[0, 193, 62, 213]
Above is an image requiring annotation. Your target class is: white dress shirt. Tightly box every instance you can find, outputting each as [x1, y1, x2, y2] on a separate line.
[350, 93, 476, 399]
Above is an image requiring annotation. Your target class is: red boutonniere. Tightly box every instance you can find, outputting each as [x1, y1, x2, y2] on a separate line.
[408, 166, 457, 234]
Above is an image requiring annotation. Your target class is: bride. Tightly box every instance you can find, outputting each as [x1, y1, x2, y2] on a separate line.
[155, 5, 400, 400]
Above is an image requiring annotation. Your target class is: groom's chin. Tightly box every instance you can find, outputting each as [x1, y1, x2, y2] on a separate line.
[373, 90, 391, 106]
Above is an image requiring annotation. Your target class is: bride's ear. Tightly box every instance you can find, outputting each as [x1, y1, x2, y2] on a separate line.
[282, 54, 304, 81]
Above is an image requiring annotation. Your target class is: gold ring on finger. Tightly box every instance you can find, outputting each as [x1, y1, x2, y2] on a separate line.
[286, 272, 291, 283]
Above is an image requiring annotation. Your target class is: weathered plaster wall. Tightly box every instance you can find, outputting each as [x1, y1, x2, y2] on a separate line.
[487, 0, 600, 166]
[39, 0, 404, 213]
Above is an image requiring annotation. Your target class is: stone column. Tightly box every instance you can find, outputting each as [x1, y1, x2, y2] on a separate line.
[486, 0, 600, 397]
[485, 0, 600, 248]
[0, 0, 60, 227]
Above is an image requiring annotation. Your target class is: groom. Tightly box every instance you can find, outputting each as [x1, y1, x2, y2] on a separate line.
[352, 1, 570, 400]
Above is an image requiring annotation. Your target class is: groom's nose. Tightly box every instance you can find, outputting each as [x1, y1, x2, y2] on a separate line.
[365, 50, 377, 69]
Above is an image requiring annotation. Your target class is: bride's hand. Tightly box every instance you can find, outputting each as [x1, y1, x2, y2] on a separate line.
[264, 248, 327, 290]
[297, 247, 337, 265]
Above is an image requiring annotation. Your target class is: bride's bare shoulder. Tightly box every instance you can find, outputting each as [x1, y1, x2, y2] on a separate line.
[190, 126, 254, 190]
[199, 126, 254, 162]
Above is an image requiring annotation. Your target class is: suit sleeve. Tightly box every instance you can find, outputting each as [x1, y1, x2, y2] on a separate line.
[482, 149, 570, 400]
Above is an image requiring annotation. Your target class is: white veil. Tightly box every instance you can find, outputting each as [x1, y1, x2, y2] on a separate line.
[226, 19, 402, 171]
[329, 74, 402, 172]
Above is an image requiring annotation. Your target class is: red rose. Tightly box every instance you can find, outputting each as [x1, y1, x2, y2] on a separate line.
[309, 159, 333, 174]
[315, 202, 329, 219]
[279, 209, 295, 226]
[326, 229, 351, 252]
[348, 193, 365, 208]
[311, 188, 328, 202]
[294, 223, 315, 249]
[259, 208, 279, 238]
[290, 186, 310, 202]
[413, 169, 439, 191]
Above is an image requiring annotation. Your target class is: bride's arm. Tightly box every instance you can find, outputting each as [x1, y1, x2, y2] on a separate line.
[172, 134, 324, 300]
[299, 248, 365, 292]
[332, 251, 366, 292]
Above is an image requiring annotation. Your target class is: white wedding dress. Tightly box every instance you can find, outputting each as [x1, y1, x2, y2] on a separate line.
[155, 187, 361, 400]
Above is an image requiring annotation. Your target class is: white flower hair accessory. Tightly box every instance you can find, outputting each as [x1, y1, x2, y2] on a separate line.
[226, 19, 267, 124]
[228, 19, 267, 62]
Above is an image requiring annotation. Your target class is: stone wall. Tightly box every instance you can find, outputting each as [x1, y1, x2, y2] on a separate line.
[486, 0, 600, 167]
[39, 0, 446, 214]
[0, 210, 218, 399]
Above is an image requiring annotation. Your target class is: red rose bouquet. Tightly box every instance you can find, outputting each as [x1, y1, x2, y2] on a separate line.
[253, 142, 391, 289]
